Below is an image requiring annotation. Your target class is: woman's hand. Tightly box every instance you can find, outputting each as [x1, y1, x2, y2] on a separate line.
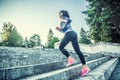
[56, 27, 62, 31]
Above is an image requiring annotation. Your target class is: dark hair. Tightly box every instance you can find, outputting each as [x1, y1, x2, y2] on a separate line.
[59, 10, 70, 18]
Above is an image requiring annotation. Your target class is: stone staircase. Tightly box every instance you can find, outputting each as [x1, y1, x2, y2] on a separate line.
[71, 58, 118, 80]
[0, 47, 119, 80]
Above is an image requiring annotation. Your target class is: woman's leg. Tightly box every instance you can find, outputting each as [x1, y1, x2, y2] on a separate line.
[59, 34, 70, 57]
[71, 34, 86, 65]
[71, 32, 90, 76]
[59, 32, 76, 66]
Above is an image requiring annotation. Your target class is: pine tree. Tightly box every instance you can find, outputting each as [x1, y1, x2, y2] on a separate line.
[79, 28, 91, 44]
[47, 28, 54, 47]
[83, 0, 120, 43]
[47, 28, 59, 48]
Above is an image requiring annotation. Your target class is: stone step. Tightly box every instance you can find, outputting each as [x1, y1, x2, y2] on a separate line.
[109, 58, 120, 80]
[72, 58, 119, 80]
[0, 53, 105, 80]
[19, 57, 110, 80]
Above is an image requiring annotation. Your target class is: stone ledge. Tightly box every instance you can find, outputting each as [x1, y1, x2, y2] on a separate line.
[54, 42, 120, 54]
[19, 57, 110, 80]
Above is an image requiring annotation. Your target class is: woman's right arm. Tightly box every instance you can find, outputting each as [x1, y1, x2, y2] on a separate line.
[56, 27, 62, 32]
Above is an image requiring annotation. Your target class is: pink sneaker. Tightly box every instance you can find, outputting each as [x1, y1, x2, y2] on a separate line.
[66, 57, 76, 66]
[81, 66, 90, 77]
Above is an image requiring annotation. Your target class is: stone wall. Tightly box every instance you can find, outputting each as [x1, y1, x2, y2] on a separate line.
[54, 42, 120, 55]
[0, 47, 63, 68]
[0, 42, 120, 69]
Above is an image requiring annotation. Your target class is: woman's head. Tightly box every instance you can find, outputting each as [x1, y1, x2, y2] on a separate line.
[59, 10, 70, 18]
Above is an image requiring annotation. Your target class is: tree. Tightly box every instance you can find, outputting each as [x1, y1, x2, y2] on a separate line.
[0, 22, 23, 46]
[47, 28, 53, 43]
[29, 34, 41, 48]
[0, 32, 2, 46]
[22, 37, 29, 47]
[47, 28, 53, 47]
[47, 28, 59, 48]
[7, 28, 23, 46]
[47, 36, 60, 48]
[79, 28, 91, 44]
[83, 0, 120, 43]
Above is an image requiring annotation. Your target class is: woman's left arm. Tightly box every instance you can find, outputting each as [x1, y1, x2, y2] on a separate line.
[60, 18, 72, 24]
[61, 17, 72, 32]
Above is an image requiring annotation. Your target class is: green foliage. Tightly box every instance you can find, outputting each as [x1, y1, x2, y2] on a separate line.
[47, 28, 53, 42]
[0, 22, 23, 47]
[79, 28, 91, 44]
[22, 37, 29, 47]
[7, 29, 23, 46]
[47, 36, 60, 48]
[28, 34, 41, 48]
[83, 0, 120, 43]
[47, 28, 59, 48]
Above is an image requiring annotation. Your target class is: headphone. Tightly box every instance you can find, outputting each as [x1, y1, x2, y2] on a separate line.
[59, 12, 63, 16]
[59, 10, 64, 16]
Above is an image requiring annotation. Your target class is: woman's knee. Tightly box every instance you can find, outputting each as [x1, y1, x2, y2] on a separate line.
[59, 45, 62, 50]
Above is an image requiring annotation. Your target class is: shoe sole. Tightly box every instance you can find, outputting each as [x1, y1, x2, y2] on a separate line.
[66, 61, 76, 67]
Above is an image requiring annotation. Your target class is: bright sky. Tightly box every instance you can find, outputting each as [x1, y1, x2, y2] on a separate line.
[0, 0, 89, 45]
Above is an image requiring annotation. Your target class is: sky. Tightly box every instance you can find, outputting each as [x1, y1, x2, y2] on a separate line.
[0, 0, 89, 45]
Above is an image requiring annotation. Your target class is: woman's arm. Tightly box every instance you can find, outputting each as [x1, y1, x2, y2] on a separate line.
[56, 27, 62, 32]
[60, 18, 72, 24]
[56, 17, 72, 33]
[61, 17, 72, 32]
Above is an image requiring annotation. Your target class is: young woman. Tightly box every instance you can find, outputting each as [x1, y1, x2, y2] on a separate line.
[56, 10, 90, 77]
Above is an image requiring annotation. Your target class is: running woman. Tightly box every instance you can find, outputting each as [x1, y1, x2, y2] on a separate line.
[56, 10, 90, 77]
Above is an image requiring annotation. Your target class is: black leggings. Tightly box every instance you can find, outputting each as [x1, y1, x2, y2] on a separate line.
[59, 31, 86, 65]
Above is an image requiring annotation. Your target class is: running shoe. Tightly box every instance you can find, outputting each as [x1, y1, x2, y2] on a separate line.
[81, 66, 90, 77]
[66, 57, 76, 66]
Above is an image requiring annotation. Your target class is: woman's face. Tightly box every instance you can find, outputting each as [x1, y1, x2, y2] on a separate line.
[59, 12, 63, 19]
